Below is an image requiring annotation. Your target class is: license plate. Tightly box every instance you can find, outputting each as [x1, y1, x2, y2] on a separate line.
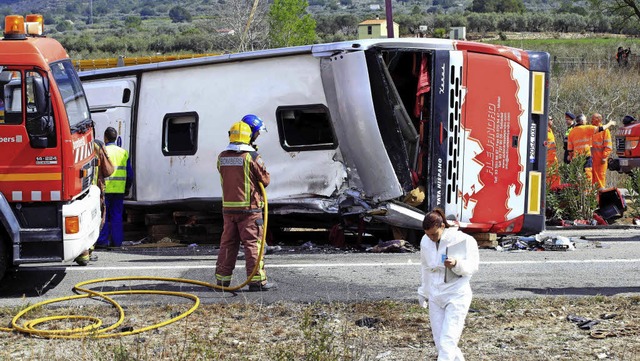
[620, 159, 629, 167]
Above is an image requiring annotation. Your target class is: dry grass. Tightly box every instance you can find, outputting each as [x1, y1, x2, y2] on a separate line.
[1, 296, 639, 360]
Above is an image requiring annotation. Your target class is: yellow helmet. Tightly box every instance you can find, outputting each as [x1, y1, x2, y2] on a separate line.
[229, 121, 252, 144]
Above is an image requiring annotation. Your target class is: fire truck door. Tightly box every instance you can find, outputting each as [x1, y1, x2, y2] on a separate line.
[0, 69, 63, 206]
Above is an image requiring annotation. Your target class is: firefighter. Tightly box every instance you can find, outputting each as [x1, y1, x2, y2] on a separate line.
[418, 208, 479, 361]
[96, 127, 133, 248]
[546, 115, 561, 189]
[216, 115, 274, 291]
[567, 114, 616, 184]
[590, 113, 613, 189]
[563, 112, 576, 164]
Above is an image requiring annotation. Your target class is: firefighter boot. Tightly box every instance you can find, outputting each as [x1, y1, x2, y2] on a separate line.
[248, 281, 277, 292]
[74, 250, 91, 266]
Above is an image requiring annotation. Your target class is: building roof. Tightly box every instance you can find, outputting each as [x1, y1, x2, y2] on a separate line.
[359, 19, 387, 25]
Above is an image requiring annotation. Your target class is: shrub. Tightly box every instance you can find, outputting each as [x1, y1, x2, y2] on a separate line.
[432, 28, 447, 38]
[550, 153, 599, 220]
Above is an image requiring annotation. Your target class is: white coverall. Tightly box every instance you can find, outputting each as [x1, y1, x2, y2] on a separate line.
[417, 227, 480, 361]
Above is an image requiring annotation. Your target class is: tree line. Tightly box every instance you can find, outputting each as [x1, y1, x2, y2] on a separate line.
[3, 0, 640, 57]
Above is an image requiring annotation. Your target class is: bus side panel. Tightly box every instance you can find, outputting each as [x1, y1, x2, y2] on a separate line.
[460, 52, 530, 225]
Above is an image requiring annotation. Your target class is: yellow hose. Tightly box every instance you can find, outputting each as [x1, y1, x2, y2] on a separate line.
[0, 183, 268, 338]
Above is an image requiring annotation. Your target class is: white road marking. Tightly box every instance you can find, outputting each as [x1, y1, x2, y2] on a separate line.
[18, 258, 640, 272]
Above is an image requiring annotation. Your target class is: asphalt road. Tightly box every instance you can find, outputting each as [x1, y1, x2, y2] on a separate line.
[0, 227, 639, 308]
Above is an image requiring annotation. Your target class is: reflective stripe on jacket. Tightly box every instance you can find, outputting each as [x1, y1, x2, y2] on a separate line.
[104, 144, 129, 194]
[568, 125, 599, 156]
[591, 129, 612, 159]
[218, 149, 270, 211]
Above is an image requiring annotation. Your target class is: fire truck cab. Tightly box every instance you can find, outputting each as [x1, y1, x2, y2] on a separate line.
[0, 15, 101, 280]
[610, 115, 640, 174]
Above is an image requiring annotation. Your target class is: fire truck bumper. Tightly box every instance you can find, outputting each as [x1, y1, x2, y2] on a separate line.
[61, 185, 101, 261]
[609, 158, 640, 174]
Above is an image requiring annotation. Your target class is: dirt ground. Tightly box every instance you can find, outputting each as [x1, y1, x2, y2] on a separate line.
[1, 295, 638, 360]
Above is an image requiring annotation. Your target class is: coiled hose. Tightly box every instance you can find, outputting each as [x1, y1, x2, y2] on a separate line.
[0, 182, 268, 338]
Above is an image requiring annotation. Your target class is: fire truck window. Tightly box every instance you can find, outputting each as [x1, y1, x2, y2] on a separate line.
[162, 112, 198, 156]
[0, 70, 22, 125]
[276, 104, 337, 152]
[50, 60, 90, 129]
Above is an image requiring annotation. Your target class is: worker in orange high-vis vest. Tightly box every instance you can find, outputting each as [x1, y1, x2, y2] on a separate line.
[590, 113, 613, 189]
[216, 115, 274, 292]
[546, 115, 561, 189]
[567, 114, 616, 184]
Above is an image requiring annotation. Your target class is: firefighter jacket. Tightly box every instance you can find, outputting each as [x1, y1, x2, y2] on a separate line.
[104, 143, 131, 194]
[567, 125, 601, 158]
[218, 144, 270, 212]
[591, 128, 612, 160]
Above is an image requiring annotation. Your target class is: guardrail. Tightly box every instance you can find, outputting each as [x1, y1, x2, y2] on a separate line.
[73, 53, 221, 71]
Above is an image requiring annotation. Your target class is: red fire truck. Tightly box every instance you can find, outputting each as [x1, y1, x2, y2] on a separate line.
[0, 15, 101, 280]
[609, 115, 640, 174]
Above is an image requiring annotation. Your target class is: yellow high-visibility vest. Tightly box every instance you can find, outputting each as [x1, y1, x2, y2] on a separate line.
[104, 144, 128, 194]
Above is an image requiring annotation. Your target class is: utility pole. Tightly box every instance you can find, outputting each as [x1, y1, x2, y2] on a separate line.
[384, 0, 394, 38]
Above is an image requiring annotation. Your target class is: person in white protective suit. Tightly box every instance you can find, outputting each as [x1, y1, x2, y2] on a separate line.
[418, 209, 479, 361]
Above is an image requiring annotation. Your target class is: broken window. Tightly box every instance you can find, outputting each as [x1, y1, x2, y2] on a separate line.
[276, 105, 336, 151]
[162, 112, 198, 156]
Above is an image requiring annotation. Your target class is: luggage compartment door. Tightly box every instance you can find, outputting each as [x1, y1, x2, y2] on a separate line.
[83, 77, 136, 155]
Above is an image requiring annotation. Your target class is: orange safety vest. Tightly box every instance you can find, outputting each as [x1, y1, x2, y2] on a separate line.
[591, 129, 612, 159]
[567, 125, 599, 157]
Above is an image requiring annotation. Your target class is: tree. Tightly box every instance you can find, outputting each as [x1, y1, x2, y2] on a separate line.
[56, 19, 73, 32]
[169, 6, 192, 23]
[589, 0, 640, 29]
[140, 7, 156, 18]
[471, 0, 525, 13]
[124, 15, 142, 29]
[268, 0, 317, 48]
[215, 0, 270, 53]
[467, 12, 497, 33]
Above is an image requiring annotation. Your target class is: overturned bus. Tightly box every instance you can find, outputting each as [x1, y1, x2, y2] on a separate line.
[79, 38, 550, 239]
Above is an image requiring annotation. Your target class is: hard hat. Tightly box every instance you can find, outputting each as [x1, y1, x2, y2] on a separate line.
[229, 121, 252, 144]
[241, 114, 267, 136]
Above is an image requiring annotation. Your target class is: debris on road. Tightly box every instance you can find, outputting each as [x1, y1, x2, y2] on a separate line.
[498, 234, 576, 251]
[367, 240, 416, 253]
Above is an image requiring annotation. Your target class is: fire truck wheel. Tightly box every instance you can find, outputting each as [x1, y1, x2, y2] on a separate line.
[0, 242, 7, 281]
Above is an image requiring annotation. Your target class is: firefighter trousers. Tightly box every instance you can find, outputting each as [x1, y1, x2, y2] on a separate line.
[216, 212, 266, 284]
